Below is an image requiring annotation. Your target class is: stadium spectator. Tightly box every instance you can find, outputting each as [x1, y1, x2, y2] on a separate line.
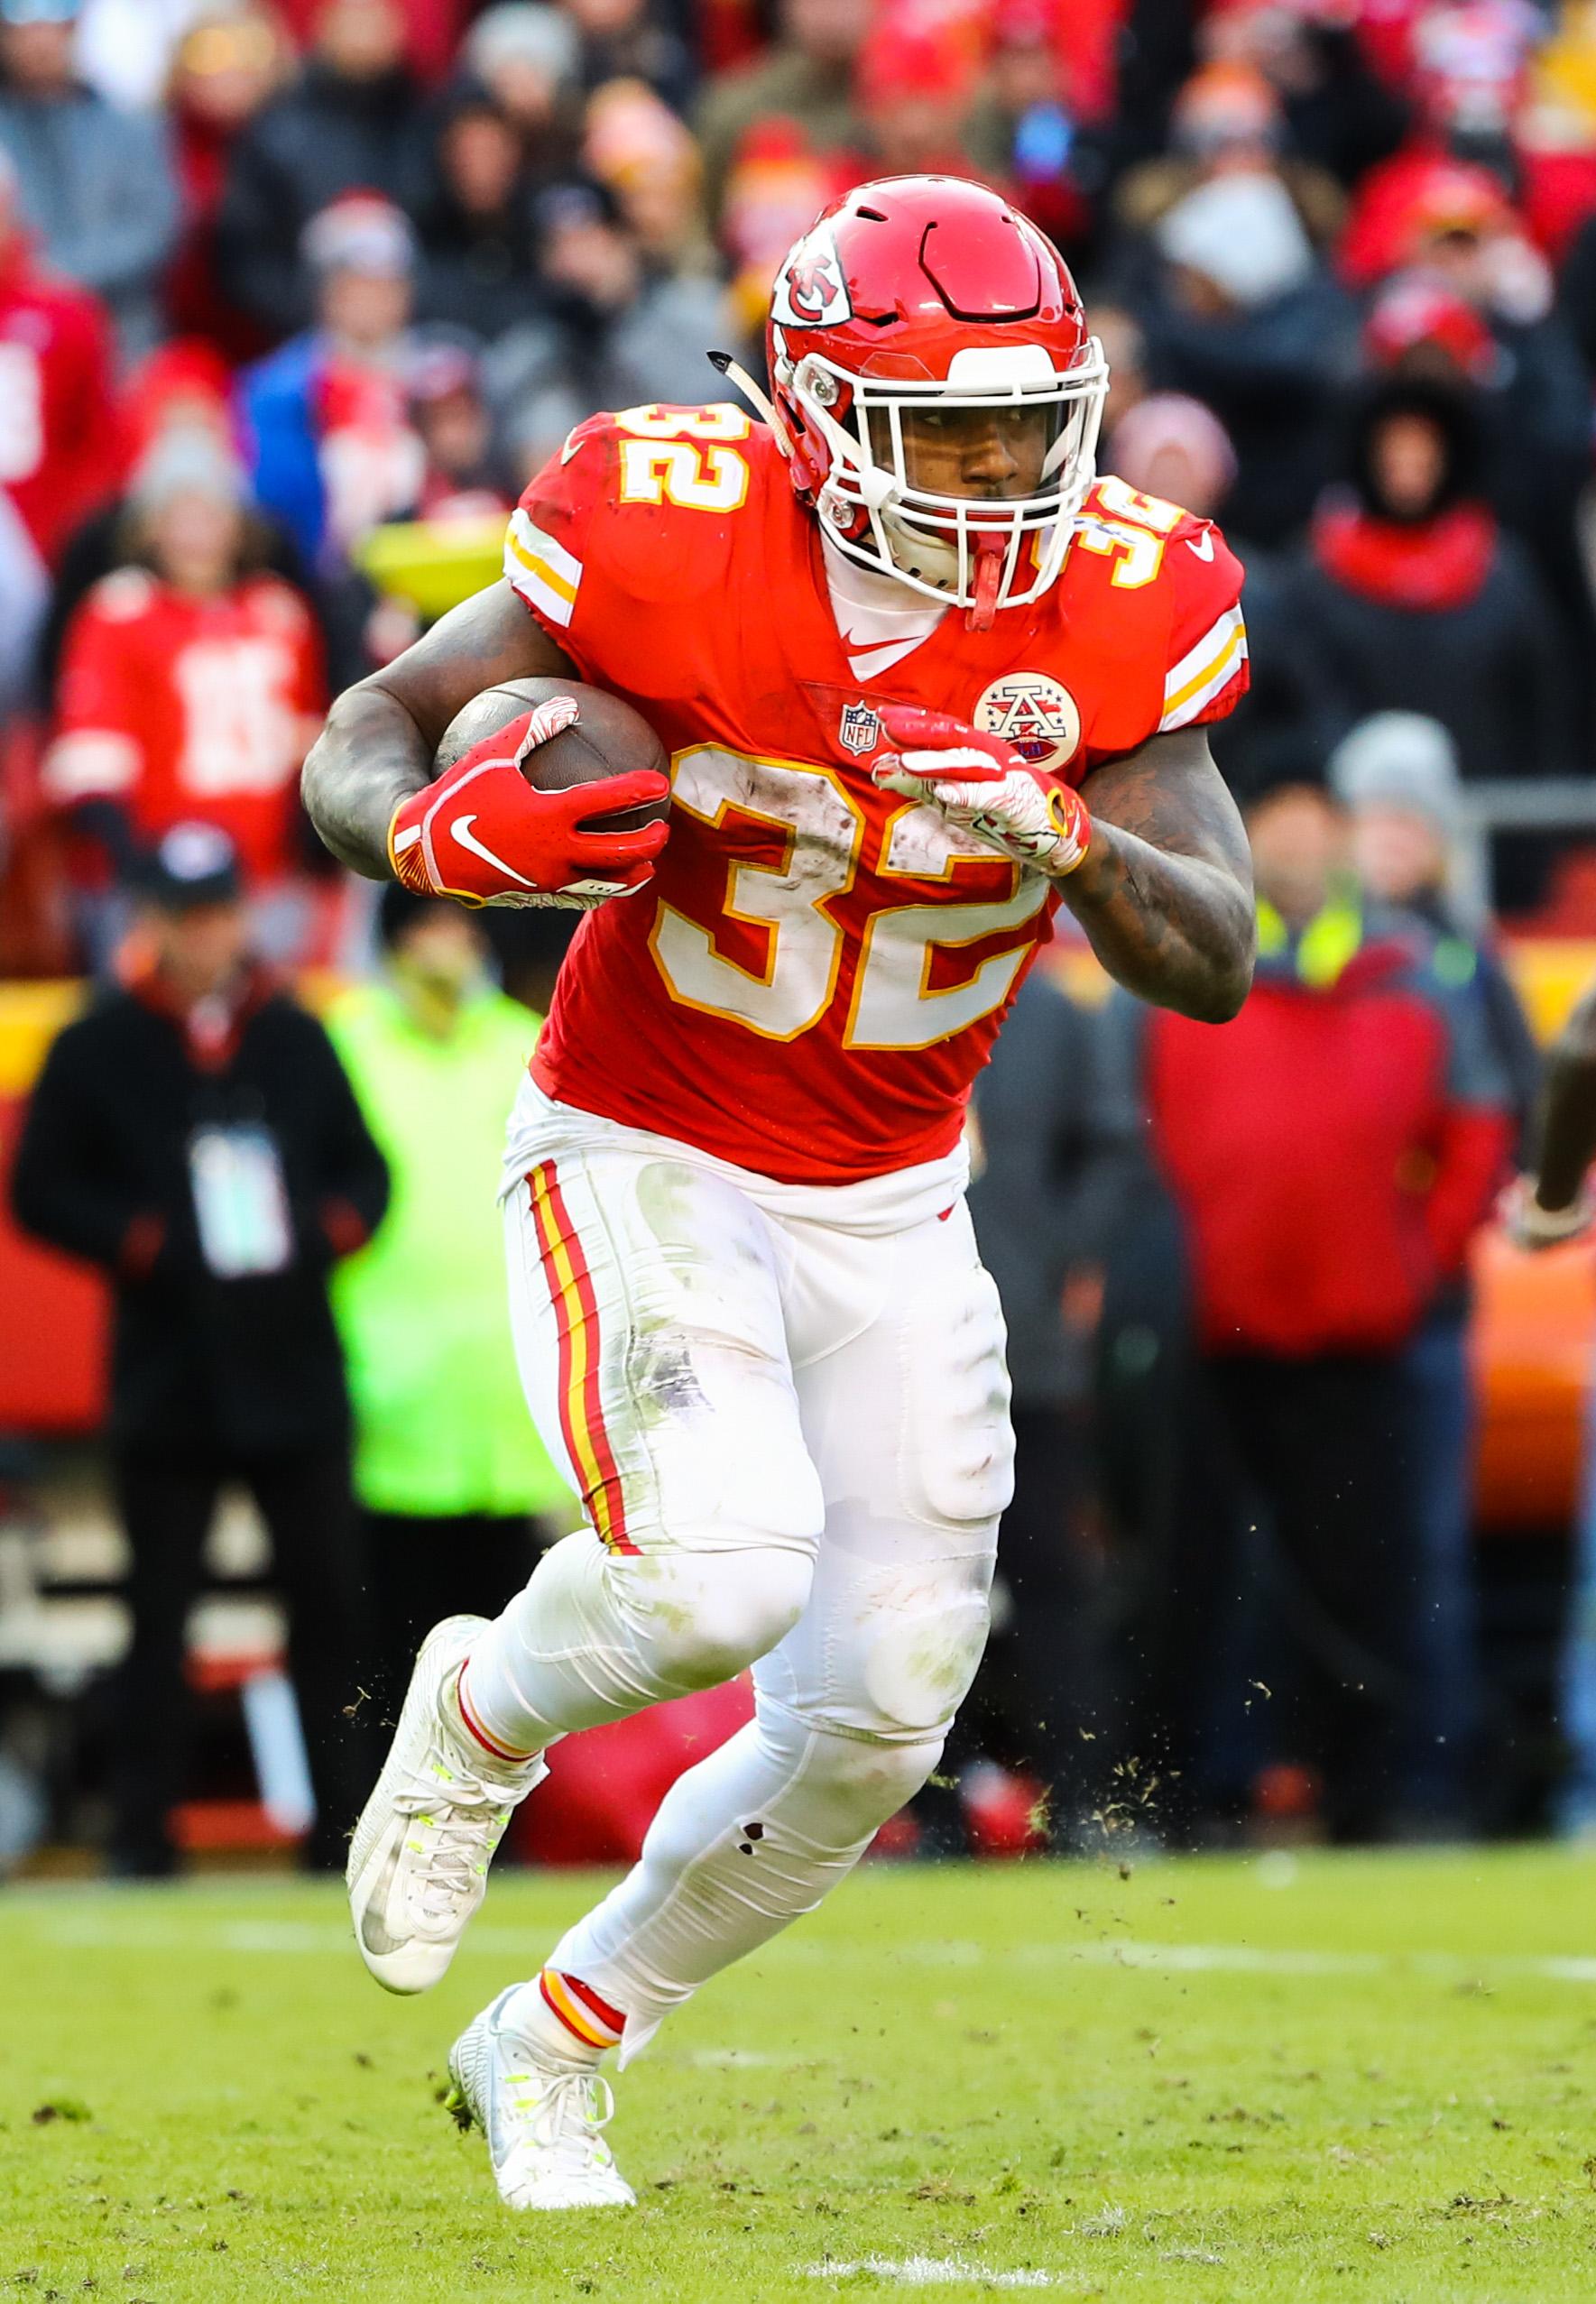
[413, 77, 545, 340]
[38, 337, 308, 696]
[1112, 62, 1346, 263]
[8, 822, 389, 1875]
[1121, 780, 1512, 1841]
[72, 0, 210, 114]
[1330, 710, 1538, 1829]
[952, 971, 1135, 1847]
[1204, 0, 1410, 191]
[273, 0, 476, 86]
[1129, 149, 1359, 546]
[0, 142, 118, 580]
[1363, 265, 1595, 697]
[239, 193, 424, 570]
[694, 0, 868, 222]
[43, 428, 327, 968]
[715, 115, 853, 337]
[0, 0, 180, 361]
[565, 0, 695, 115]
[964, 0, 1108, 264]
[215, 0, 429, 343]
[484, 179, 725, 479]
[1281, 375, 1573, 904]
[853, 15, 982, 185]
[460, 2, 583, 158]
[1109, 390, 1325, 802]
[164, 5, 292, 364]
[326, 886, 571, 1701]
[583, 76, 716, 278]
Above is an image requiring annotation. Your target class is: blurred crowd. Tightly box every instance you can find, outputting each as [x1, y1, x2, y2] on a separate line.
[9, 0, 1596, 1867]
[10, 0, 1596, 956]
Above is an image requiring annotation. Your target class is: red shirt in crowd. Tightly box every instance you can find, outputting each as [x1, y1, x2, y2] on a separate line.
[45, 567, 327, 883]
[0, 239, 119, 567]
[1144, 923, 1512, 1359]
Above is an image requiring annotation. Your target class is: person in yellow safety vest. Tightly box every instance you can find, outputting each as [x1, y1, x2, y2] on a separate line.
[327, 883, 573, 1710]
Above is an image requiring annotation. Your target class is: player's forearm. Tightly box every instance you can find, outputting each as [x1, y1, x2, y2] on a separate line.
[302, 683, 432, 879]
[302, 580, 577, 880]
[1067, 730, 1256, 1023]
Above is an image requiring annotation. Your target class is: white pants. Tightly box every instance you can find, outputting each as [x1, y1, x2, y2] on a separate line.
[466, 1082, 1014, 2056]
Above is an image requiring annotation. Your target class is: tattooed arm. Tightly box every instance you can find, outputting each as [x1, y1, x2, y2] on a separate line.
[1069, 725, 1255, 1023]
[301, 580, 576, 876]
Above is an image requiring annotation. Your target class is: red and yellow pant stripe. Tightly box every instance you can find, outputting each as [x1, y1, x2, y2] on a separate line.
[527, 1159, 637, 1556]
[540, 1967, 626, 2050]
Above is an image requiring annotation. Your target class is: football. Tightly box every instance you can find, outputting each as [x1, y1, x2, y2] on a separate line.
[435, 676, 670, 834]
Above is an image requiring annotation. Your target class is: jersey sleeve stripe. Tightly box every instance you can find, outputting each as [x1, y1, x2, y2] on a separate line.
[1159, 606, 1248, 732]
[504, 508, 582, 629]
[41, 731, 142, 797]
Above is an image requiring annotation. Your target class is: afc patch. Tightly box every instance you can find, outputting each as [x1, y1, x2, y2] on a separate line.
[838, 700, 881, 756]
[973, 671, 1082, 774]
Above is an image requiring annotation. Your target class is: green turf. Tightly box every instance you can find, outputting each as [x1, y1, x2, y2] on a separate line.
[5, 1848, 1596, 2300]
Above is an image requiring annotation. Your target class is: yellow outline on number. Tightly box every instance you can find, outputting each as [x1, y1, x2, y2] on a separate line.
[648, 743, 866, 1045]
[842, 799, 1050, 1052]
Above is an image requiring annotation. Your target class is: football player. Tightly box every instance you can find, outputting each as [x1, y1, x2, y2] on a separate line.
[305, 176, 1257, 2211]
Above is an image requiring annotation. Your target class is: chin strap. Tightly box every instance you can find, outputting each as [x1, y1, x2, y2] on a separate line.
[707, 350, 789, 455]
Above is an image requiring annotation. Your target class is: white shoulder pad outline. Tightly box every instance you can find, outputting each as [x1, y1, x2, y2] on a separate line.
[770, 224, 853, 329]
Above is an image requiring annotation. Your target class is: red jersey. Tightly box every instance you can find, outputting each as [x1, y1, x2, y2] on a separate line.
[507, 405, 1248, 1184]
[45, 569, 327, 883]
[0, 244, 118, 566]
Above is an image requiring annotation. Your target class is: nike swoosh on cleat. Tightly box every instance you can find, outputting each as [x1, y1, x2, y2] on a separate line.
[450, 814, 536, 888]
[358, 1844, 409, 1958]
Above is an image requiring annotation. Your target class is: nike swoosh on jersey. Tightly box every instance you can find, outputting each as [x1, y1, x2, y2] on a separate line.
[1185, 532, 1215, 561]
[450, 814, 536, 888]
[844, 632, 934, 680]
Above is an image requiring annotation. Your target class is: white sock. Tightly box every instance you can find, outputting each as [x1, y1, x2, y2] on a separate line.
[500, 1968, 623, 2071]
[546, 1706, 937, 2063]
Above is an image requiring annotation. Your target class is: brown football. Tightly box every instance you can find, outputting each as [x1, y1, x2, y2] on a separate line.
[435, 677, 670, 834]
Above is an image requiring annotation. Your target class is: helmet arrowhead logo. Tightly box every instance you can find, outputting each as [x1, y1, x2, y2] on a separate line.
[771, 226, 853, 329]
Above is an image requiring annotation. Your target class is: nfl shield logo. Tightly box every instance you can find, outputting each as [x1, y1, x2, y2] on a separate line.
[839, 701, 880, 755]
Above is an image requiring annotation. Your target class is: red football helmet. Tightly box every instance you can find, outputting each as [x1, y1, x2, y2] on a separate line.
[765, 175, 1108, 625]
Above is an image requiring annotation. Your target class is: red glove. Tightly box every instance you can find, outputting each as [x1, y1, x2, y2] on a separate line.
[388, 695, 670, 908]
[872, 705, 1091, 878]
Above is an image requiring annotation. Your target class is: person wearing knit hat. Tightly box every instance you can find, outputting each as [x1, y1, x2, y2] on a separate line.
[240, 189, 424, 567]
[464, 3, 581, 132]
[1328, 709, 1537, 1125]
[1330, 706, 1536, 1834]
[1111, 392, 1238, 522]
[1329, 710, 1464, 895]
[43, 405, 328, 969]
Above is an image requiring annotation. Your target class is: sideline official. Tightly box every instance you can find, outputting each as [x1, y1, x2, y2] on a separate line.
[11, 824, 389, 1874]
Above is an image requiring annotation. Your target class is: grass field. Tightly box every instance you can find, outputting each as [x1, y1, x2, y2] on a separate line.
[5, 1848, 1596, 2301]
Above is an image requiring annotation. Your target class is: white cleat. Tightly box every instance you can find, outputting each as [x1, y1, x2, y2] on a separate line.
[446, 1987, 637, 2211]
[346, 1615, 545, 1995]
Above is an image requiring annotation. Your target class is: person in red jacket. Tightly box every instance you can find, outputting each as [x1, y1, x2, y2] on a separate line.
[1119, 779, 1512, 1843]
[43, 427, 328, 970]
[0, 143, 118, 574]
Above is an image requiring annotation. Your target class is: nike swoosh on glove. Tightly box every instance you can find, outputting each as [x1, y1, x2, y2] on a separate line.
[388, 696, 670, 908]
[871, 705, 1090, 877]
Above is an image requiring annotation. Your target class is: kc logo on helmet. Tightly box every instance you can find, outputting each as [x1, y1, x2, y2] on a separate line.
[974, 672, 1082, 774]
[838, 700, 880, 755]
[771, 226, 853, 328]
